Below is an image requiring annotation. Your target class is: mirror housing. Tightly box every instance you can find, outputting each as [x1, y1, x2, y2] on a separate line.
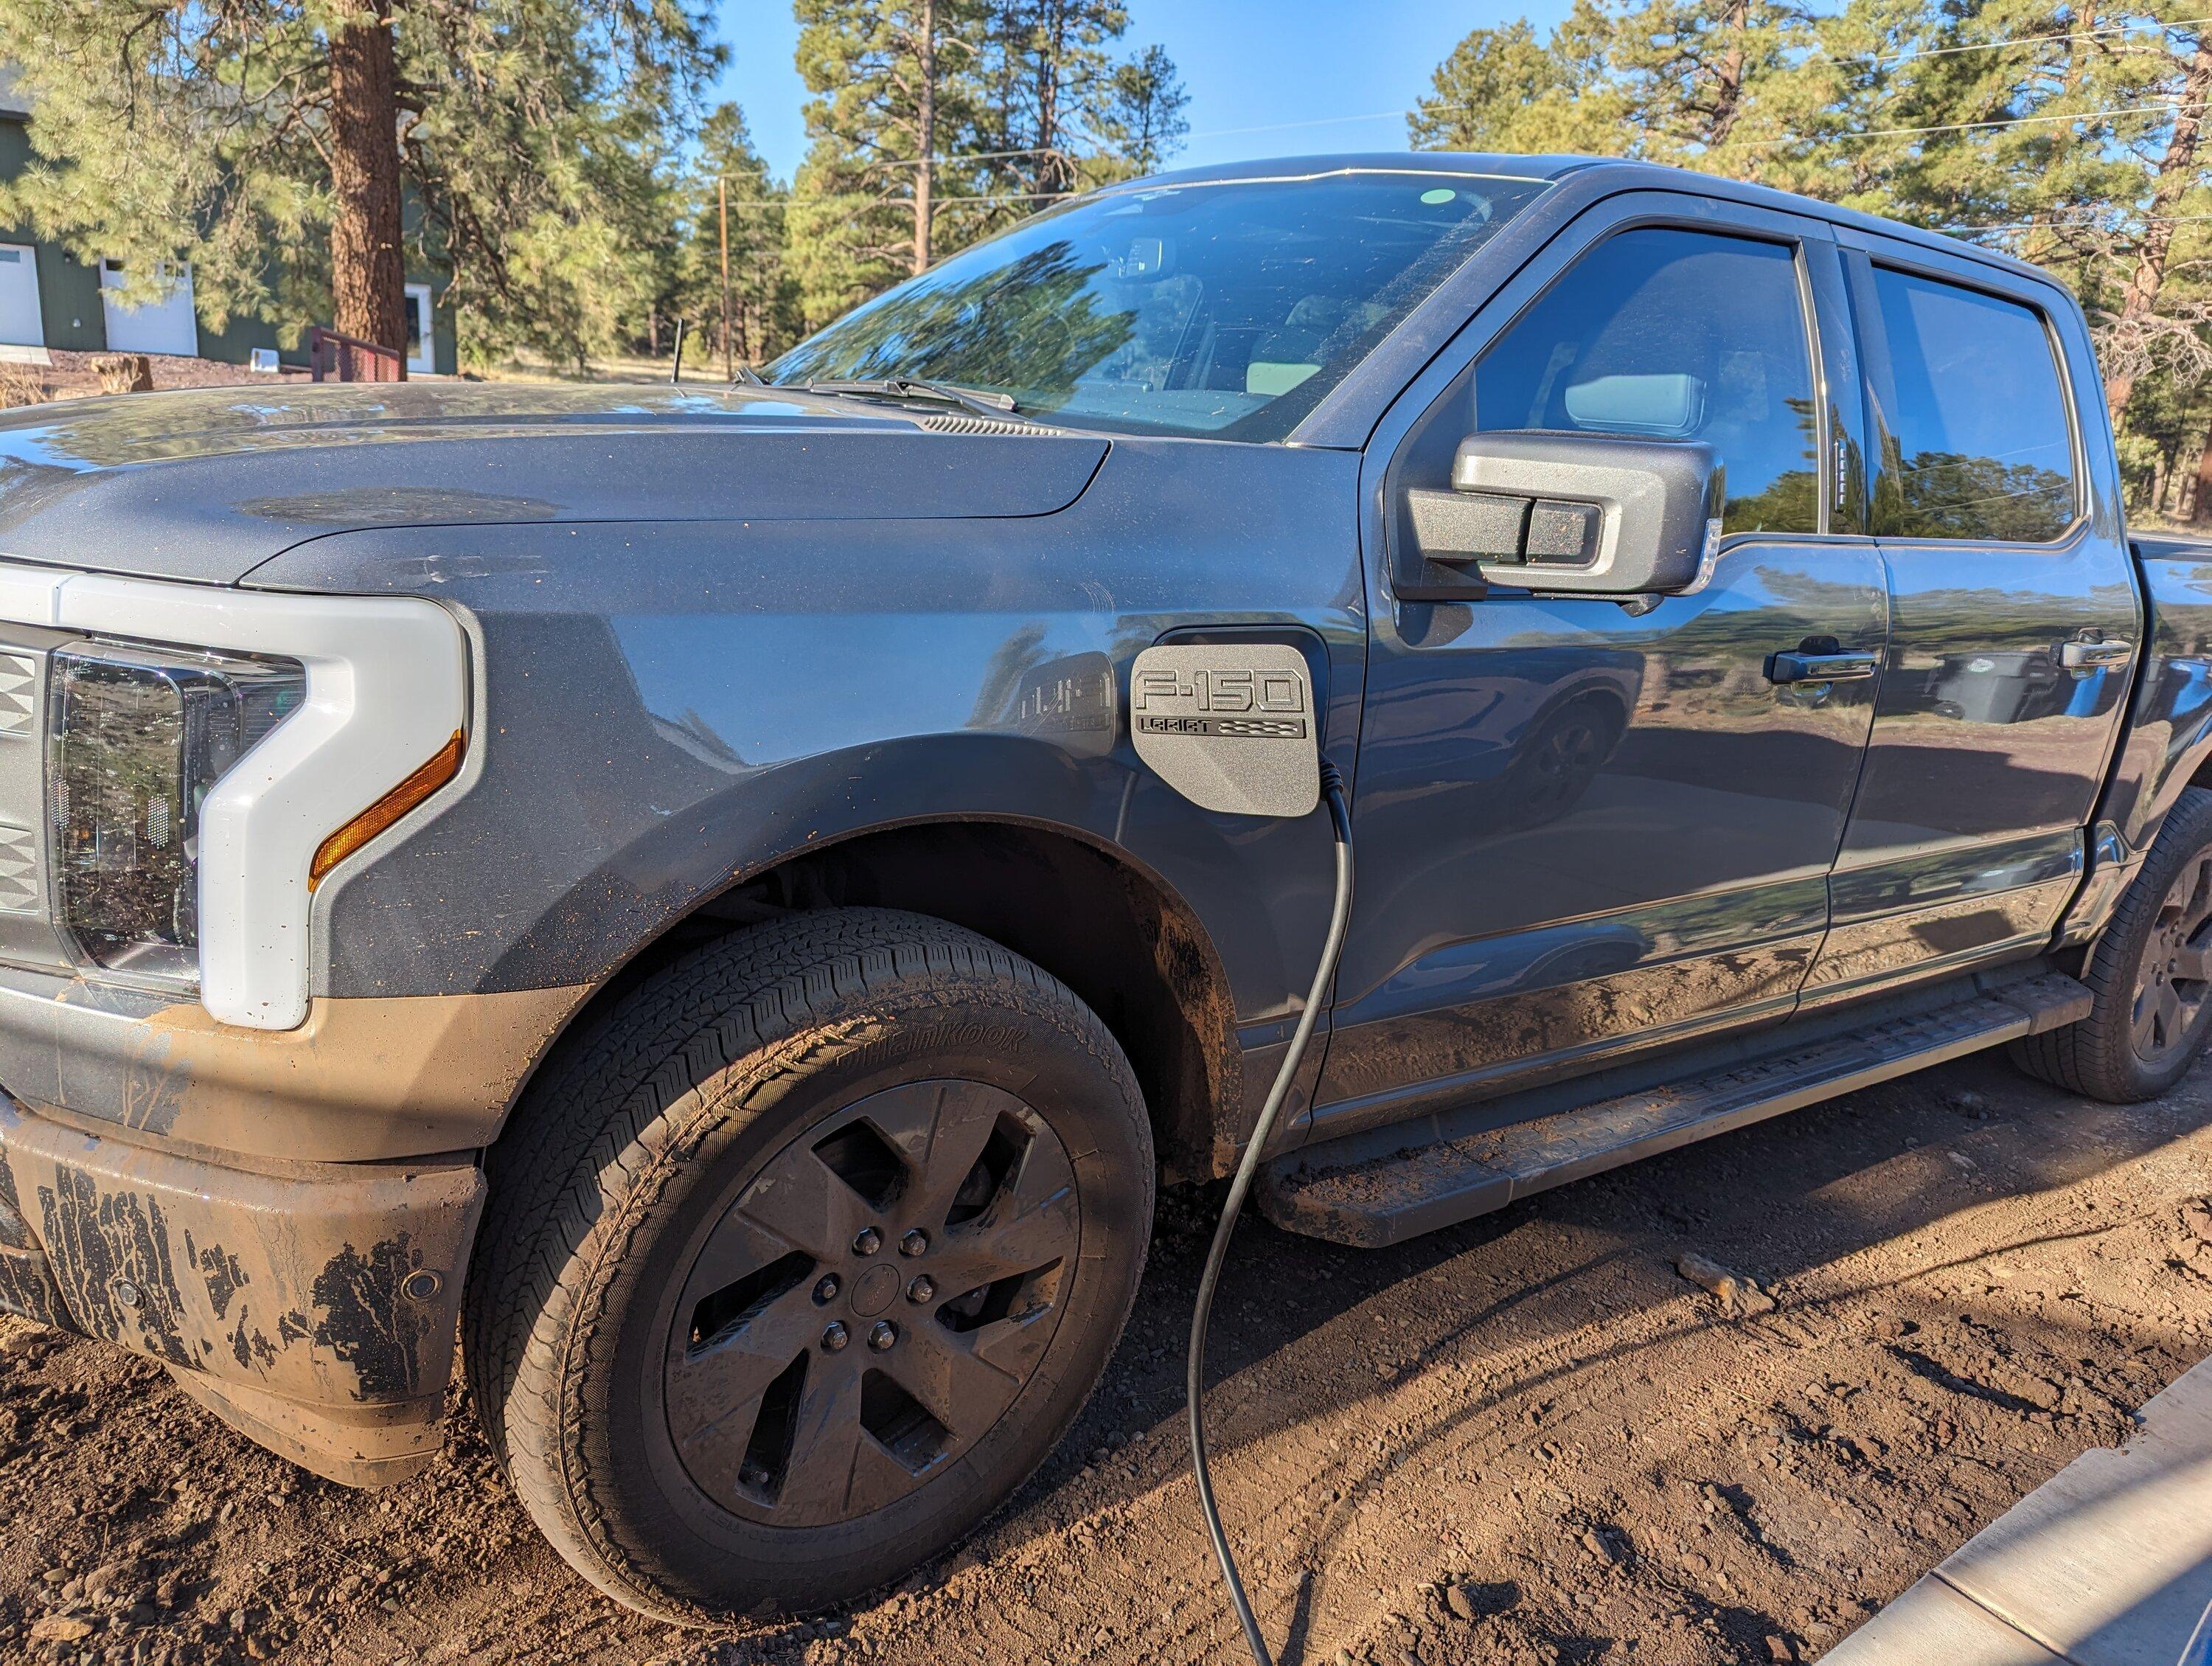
[1397, 431, 1725, 601]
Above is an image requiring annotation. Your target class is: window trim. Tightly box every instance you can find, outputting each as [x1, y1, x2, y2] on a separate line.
[1840, 246, 2087, 549]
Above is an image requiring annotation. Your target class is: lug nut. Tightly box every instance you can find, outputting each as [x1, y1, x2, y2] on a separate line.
[900, 1229, 929, 1257]
[868, 1320, 899, 1352]
[906, 1274, 935, 1305]
[852, 1226, 883, 1257]
[821, 1321, 849, 1353]
[813, 1274, 841, 1305]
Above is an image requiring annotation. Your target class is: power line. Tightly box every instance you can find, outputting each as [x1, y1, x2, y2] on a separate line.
[712, 21, 2212, 190]
[714, 190, 1069, 208]
[1947, 209, 2212, 233]
[1855, 15, 2212, 66]
[1716, 95, 2208, 147]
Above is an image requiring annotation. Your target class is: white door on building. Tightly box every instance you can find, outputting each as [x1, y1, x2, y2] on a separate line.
[403, 282, 434, 375]
[100, 259, 198, 356]
[0, 245, 44, 348]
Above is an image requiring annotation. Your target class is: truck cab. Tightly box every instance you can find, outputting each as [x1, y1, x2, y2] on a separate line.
[0, 153, 2205, 1622]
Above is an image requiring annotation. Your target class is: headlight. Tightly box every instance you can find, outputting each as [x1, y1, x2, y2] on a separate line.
[49, 643, 305, 988]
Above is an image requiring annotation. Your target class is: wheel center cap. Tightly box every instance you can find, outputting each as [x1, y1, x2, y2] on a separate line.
[850, 1263, 900, 1318]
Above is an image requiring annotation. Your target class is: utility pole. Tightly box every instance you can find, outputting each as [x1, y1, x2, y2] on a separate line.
[718, 176, 735, 381]
[914, 0, 935, 274]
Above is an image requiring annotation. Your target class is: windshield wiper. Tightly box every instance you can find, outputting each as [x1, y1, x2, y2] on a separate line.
[801, 377, 1021, 418]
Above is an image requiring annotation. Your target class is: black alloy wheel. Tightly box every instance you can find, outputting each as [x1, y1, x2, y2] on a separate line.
[664, 1080, 1079, 1527]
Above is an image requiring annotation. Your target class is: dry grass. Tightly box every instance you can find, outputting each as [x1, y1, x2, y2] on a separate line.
[0, 363, 50, 407]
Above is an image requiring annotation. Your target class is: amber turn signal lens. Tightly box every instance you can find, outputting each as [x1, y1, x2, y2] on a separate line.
[307, 730, 466, 891]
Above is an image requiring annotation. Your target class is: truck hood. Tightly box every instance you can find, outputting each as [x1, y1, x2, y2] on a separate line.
[0, 383, 1110, 585]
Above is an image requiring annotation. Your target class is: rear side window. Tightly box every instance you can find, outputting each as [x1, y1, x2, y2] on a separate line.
[1857, 267, 2077, 541]
[1467, 227, 1821, 535]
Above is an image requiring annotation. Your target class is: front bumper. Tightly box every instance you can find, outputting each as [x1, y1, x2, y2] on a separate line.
[0, 1093, 481, 1485]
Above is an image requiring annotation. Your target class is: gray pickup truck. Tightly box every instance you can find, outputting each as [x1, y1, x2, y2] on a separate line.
[0, 151, 2208, 1622]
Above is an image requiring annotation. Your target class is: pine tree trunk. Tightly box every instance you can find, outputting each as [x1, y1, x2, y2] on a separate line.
[328, 10, 408, 368]
[2193, 428, 2212, 526]
[913, 0, 936, 276]
[2105, 29, 2212, 424]
[1706, 0, 1750, 149]
[1036, 2, 1068, 193]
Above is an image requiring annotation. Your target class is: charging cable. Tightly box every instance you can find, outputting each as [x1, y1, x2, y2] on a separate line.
[1187, 760, 1354, 1666]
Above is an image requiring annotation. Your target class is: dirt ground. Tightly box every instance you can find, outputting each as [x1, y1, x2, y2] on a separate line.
[2, 1047, 2209, 1666]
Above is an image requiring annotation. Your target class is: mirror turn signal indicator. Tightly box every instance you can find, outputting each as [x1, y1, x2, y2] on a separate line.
[307, 730, 466, 891]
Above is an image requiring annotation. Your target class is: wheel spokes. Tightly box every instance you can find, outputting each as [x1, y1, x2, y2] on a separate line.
[771, 1353, 925, 1525]
[928, 1153, 1079, 1297]
[886, 1316, 1027, 1434]
[860, 1080, 1019, 1230]
[2138, 979, 2185, 1053]
[662, 1077, 1082, 1529]
[664, 1289, 818, 1478]
[733, 1136, 879, 1263]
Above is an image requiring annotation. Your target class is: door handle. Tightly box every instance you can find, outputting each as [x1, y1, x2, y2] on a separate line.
[2059, 639, 2134, 670]
[1764, 648, 1879, 684]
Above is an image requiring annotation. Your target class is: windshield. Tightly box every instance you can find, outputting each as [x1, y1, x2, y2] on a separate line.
[768, 171, 1549, 441]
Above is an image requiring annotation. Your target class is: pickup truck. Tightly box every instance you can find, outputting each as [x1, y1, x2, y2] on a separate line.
[0, 151, 2207, 1623]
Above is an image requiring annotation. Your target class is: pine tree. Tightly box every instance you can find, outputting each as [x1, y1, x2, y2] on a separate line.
[0, 0, 718, 369]
[787, 0, 1183, 327]
[1096, 44, 1190, 173]
[1407, 20, 1610, 154]
[673, 104, 801, 369]
[1408, 0, 2212, 510]
[789, 0, 983, 322]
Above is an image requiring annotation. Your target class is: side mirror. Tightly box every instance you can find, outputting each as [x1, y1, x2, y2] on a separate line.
[1396, 431, 1724, 601]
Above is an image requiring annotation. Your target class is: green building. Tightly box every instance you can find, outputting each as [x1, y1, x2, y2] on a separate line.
[0, 72, 456, 375]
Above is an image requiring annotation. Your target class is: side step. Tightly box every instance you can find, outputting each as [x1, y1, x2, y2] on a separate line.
[1259, 972, 2092, 1249]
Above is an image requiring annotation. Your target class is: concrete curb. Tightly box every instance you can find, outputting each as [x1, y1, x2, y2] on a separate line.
[1823, 1355, 2212, 1666]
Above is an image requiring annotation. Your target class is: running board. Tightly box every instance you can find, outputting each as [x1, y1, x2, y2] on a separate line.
[1258, 972, 2092, 1248]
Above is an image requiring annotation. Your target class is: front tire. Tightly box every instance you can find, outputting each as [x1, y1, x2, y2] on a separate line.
[465, 909, 1154, 1622]
[2012, 788, 2212, 1102]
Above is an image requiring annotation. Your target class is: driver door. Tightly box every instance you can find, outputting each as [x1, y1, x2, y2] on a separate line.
[1315, 197, 1888, 1139]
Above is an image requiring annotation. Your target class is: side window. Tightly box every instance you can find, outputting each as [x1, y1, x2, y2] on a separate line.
[1857, 266, 2077, 541]
[1408, 226, 1822, 537]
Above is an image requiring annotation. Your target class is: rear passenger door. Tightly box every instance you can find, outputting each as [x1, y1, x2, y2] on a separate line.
[1803, 235, 2140, 1007]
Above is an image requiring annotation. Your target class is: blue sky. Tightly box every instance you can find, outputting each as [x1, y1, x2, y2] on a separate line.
[709, 0, 1576, 184]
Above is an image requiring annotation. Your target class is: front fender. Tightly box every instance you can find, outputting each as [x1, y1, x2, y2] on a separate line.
[279, 466, 1366, 1041]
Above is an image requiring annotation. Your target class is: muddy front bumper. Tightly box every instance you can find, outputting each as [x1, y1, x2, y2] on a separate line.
[0, 1094, 482, 1485]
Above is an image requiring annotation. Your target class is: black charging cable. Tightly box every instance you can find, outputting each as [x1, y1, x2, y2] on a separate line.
[1187, 759, 1354, 1666]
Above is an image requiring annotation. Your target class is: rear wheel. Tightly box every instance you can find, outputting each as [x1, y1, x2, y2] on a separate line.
[465, 909, 1153, 1622]
[2012, 788, 2212, 1102]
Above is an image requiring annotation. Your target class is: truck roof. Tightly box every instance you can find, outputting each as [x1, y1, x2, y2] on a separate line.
[1127, 152, 2062, 296]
